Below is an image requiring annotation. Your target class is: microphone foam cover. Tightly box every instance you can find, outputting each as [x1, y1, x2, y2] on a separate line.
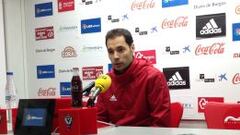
[95, 74, 111, 93]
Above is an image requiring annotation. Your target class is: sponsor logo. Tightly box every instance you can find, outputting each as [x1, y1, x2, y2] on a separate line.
[62, 46, 77, 58]
[23, 108, 46, 126]
[194, 2, 226, 9]
[122, 14, 129, 21]
[108, 15, 120, 23]
[224, 116, 240, 123]
[37, 65, 55, 79]
[82, 66, 103, 80]
[107, 14, 129, 23]
[81, 18, 101, 34]
[58, 0, 74, 12]
[135, 27, 148, 35]
[35, 2, 53, 17]
[35, 48, 55, 53]
[108, 64, 112, 72]
[233, 53, 240, 58]
[35, 26, 54, 40]
[109, 94, 117, 102]
[232, 23, 240, 41]
[232, 73, 240, 84]
[135, 50, 156, 64]
[60, 82, 71, 96]
[58, 25, 78, 32]
[38, 87, 56, 97]
[198, 74, 215, 83]
[223, 109, 240, 128]
[150, 26, 158, 33]
[131, 0, 156, 10]
[183, 45, 191, 53]
[163, 67, 190, 89]
[80, 45, 103, 52]
[218, 73, 227, 81]
[183, 103, 193, 109]
[200, 19, 221, 35]
[58, 68, 73, 73]
[198, 97, 224, 112]
[165, 46, 180, 55]
[195, 42, 225, 56]
[64, 115, 73, 128]
[161, 16, 188, 29]
[79, 0, 101, 5]
[236, 5, 240, 15]
[162, 0, 188, 8]
[196, 13, 226, 39]
[168, 71, 186, 86]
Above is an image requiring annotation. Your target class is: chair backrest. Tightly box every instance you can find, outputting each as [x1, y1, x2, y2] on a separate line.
[169, 102, 183, 127]
[204, 102, 240, 129]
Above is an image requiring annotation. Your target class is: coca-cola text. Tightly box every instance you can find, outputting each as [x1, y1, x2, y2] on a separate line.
[162, 16, 188, 29]
[195, 42, 225, 56]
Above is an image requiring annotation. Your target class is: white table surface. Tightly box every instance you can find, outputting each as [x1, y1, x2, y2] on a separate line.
[6, 126, 240, 135]
[98, 126, 240, 135]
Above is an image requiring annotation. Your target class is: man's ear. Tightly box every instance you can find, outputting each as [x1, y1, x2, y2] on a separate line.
[131, 44, 135, 51]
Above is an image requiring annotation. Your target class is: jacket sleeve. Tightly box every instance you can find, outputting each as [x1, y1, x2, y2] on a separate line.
[147, 72, 171, 127]
[96, 94, 110, 122]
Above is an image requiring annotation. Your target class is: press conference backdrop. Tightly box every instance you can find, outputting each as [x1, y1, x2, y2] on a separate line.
[0, 0, 7, 108]
[23, 0, 240, 120]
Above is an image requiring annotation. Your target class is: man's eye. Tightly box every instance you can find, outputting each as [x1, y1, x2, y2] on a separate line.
[117, 48, 124, 53]
[108, 50, 114, 54]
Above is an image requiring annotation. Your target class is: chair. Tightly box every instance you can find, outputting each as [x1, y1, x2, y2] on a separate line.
[204, 102, 240, 129]
[169, 102, 184, 127]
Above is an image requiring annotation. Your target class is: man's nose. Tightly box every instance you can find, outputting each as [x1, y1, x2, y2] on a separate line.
[113, 52, 120, 59]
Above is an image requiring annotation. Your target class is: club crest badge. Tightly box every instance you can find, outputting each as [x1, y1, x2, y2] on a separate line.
[64, 114, 73, 128]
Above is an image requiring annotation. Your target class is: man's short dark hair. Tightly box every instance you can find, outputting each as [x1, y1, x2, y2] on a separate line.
[105, 28, 133, 46]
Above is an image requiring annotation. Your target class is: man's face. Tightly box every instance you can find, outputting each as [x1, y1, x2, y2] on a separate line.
[106, 36, 134, 73]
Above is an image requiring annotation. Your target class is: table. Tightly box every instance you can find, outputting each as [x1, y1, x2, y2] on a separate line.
[98, 126, 240, 135]
[6, 126, 240, 135]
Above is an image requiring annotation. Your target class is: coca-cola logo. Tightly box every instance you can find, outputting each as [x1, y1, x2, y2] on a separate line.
[232, 73, 240, 84]
[195, 42, 225, 56]
[131, 0, 155, 10]
[38, 87, 56, 97]
[161, 16, 188, 29]
[223, 108, 240, 129]
[236, 5, 240, 15]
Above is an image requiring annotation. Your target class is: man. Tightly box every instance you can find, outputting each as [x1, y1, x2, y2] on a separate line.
[96, 28, 171, 127]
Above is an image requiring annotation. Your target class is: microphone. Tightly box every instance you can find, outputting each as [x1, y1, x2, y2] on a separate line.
[82, 81, 95, 96]
[87, 74, 111, 107]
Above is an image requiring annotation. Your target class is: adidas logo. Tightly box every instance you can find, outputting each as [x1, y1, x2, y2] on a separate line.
[135, 52, 144, 59]
[200, 18, 222, 35]
[109, 94, 117, 102]
[167, 71, 186, 86]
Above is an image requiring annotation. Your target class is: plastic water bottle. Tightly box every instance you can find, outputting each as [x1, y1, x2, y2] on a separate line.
[71, 67, 83, 107]
[5, 72, 18, 109]
[5, 72, 18, 131]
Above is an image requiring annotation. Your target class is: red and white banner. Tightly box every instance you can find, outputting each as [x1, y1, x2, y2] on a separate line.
[82, 66, 103, 80]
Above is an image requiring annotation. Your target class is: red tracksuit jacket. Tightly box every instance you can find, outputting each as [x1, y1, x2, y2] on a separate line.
[96, 58, 170, 126]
